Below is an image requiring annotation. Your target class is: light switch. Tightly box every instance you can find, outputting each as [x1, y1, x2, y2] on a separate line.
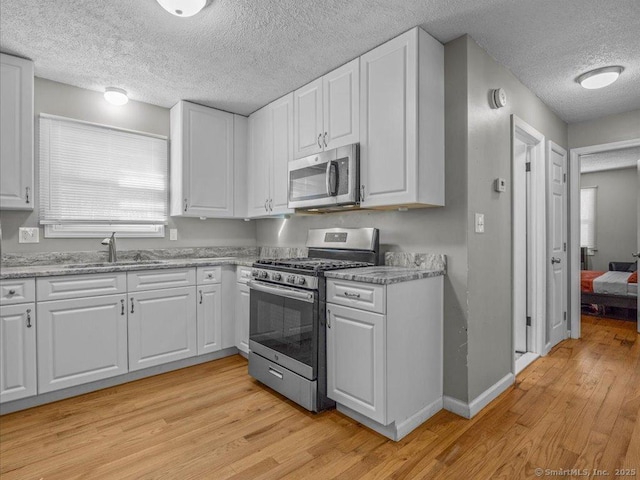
[475, 213, 485, 233]
[19, 227, 40, 243]
[169, 229, 178, 241]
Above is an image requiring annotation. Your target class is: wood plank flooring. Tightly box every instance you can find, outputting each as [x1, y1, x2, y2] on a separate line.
[1, 315, 638, 479]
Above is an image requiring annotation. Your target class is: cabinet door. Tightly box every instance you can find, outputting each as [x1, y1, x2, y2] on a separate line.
[359, 29, 417, 207]
[247, 106, 271, 217]
[0, 54, 33, 210]
[327, 304, 386, 424]
[0, 303, 36, 403]
[270, 93, 295, 215]
[37, 295, 128, 393]
[182, 102, 234, 217]
[197, 284, 222, 355]
[323, 58, 359, 150]
[235, 283, 250, 354]
[293, 77, 323, 159]
[128, 287, 196, 371]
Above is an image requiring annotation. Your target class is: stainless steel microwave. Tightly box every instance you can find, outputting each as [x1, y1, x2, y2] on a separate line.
[287, 143, 359, 210]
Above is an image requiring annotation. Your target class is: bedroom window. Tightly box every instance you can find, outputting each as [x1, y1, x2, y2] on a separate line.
[39, 114, 168, 238]
[580, 186, 597, 250]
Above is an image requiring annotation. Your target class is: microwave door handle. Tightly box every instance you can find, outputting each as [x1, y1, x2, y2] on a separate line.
[326, 161, 338, 197]
[248, 281, 315, 303]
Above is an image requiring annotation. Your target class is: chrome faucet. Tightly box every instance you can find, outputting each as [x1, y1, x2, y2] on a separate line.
[101, 232, 117, 263]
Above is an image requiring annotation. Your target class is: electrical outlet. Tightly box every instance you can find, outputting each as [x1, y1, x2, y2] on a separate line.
[475, 213, 485, 233]
[169, 229, 178, 241]
[19, 227, 40, 243]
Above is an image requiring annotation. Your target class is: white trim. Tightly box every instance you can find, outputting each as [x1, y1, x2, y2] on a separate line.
[39, 113, 168, 140]
[511, 115, 547, 377]
[569, 138, 640, 339]
[45, 223, 165, 238]
[443, 373, 515, 419]
[515, 352, 539, 374]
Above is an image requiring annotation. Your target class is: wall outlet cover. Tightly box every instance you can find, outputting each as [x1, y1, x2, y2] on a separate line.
[169, 229, 178, 241]
[19, 227, 40, 243]
[475, 213, 485, 233]
[494, 178, 507, 192]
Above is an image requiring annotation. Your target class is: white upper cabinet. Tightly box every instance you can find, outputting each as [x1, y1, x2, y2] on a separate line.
[247, 93, 294, 217]
[294, 58, 359, 159]
[359, 28, 444, 209]
[170, 101, 235, 218]
[0, 54, 34, 210]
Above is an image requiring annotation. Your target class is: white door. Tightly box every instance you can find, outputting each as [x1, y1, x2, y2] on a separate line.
[235, 283, 250, 354]
[128, 287, 196, 371]
[270, 93, 295, 215]
[197, 284, 222, 355]
[326, 304, 386, 424]
[183, 102, 234, 217]
[636, 159, 639, 331]
[0, 303, 36, 403]
[514, 139, 529, 353]
[323, 58, 359, 150]
[247, 106, 271, 217]
[37, 294, 128, 393]
[546, 142, 568, 351]
[359, 29, 417, 207]
[294, 77, 323, 159]
[0, 54, 33, 210]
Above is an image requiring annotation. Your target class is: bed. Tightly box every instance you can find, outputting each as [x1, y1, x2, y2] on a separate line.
[581, 261, 638, 316]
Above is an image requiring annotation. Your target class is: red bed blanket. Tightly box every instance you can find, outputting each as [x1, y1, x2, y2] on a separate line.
[581, 270, 638, 293]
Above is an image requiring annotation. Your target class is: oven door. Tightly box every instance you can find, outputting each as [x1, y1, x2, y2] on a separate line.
[248, 280, 318, 380]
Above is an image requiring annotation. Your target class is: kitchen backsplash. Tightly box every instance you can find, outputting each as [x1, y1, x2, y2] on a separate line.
[385, 252, 447, 272]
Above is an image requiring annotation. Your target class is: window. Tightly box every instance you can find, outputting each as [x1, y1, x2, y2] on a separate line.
[580, 186, 597, 249]
[39, 115, 168, 237]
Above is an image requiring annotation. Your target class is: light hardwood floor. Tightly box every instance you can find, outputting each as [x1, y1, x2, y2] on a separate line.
[1, 315, 638, 479]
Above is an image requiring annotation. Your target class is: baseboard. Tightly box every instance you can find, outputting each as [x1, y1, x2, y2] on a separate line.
[443, 372, 515, 419]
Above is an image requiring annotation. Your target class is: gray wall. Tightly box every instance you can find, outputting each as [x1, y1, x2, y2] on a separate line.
[581, 167, 638, 271]
[0, 78, 256, 254]
[568, 109, 640, 149]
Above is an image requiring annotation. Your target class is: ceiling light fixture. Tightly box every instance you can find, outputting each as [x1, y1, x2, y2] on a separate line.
[104, 87, 129, 106]
[576, 66, 623, 90]
[156, 0, 209, 17]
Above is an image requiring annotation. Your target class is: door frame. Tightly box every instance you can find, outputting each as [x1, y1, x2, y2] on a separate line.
[512, 115, 547, 374]
[569, 137, 640, 338]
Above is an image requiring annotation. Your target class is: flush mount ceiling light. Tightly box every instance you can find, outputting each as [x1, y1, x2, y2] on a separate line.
[576, 66, 624, 89]
[104, 87, 129, 106]
[156, 0, 209, 17]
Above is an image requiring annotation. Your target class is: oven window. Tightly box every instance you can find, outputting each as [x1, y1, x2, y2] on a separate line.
[289, 163, 329, 202]
[250, 287, 317, 369]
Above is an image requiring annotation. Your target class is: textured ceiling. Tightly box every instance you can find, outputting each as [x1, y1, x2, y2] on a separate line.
[1, 0, 639, 122]
[580, 147, 640, 173]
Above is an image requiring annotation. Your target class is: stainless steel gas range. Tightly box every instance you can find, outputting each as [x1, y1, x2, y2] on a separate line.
[247, 227, 379, 412]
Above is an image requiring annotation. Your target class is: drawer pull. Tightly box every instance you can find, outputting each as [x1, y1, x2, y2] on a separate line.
[268, 367, 283, 379]
[344, 291, 361, 299]
[207, 273, 214, 279]
[130, 298, 135, 314]
[8, 289, 16, 295]
[26, 309, 32, 328]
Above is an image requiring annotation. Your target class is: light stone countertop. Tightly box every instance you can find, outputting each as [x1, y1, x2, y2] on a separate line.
[324, 266, 445, 285]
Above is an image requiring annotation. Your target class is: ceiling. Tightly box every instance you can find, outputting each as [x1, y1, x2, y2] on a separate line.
[1, 0, 639, 123]
[580, 146, 640, 173]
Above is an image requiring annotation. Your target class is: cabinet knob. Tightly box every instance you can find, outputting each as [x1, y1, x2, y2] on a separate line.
[207, 273, 213, 278]
[8, 289, 16, 295]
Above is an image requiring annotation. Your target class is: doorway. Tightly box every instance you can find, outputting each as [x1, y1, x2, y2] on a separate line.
[569, 139, 640, 336]
[512, 116, 546, 374]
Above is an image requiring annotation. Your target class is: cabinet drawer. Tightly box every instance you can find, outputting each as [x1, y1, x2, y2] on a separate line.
[0, 278, 35, 305]
[37, 273, 126, 301]
[196, 266, 222, 285]
[326, 279, 385, 314]
[127, 268, 195, 291]
[236, 266, 253, 284]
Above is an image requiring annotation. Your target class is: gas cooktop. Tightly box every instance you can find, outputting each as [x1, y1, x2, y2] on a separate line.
[254, 257, 372, 272]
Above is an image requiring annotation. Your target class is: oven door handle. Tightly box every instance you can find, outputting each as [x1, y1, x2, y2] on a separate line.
[248, 281, 315, 303]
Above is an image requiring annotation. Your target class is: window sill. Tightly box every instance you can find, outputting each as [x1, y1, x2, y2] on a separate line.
[44, 224, 165, 238]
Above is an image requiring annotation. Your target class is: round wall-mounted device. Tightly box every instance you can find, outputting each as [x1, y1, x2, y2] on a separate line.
[491, 88, 507, 109]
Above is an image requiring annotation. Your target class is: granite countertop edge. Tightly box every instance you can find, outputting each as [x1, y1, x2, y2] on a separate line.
[324, 266, 445, 285]
[0, 256, 259, 280]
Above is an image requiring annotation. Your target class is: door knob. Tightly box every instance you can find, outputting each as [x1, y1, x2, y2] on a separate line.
[551, 257, 561, 264]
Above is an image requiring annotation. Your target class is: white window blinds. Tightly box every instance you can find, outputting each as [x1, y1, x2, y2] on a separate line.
[39, 115, 168, 231]
[580, 186, 597, 248]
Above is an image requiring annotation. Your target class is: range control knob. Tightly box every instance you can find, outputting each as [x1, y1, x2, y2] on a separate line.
[287, 275, 296, 284]
[296, 277, 306, 286]
[251, 270, 259, 277]
[272, 273, 282, 281]
[259, 271, 269, 279]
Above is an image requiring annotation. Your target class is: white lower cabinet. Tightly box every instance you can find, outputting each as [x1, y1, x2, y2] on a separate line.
[235, 282, 250, 354]
[0, 303, 37, 402]
[128, 286, 197, 371]
[197, 284, 222, 355]
[327, 304, 386, 424]
[37, 294, 128, 393]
